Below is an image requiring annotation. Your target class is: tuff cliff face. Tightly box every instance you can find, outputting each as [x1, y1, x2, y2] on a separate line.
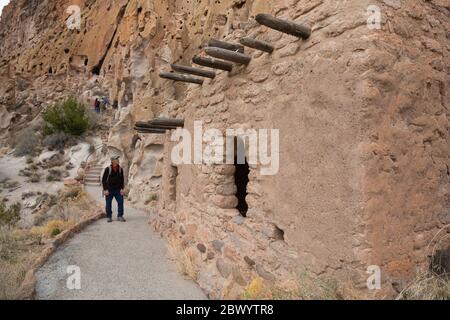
[1, 0, 449, 299]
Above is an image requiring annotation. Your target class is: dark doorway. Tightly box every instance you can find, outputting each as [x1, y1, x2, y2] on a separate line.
[234, 157, 249, 217]
[430, 246, 450, 277]
[169, 165, 178, 201]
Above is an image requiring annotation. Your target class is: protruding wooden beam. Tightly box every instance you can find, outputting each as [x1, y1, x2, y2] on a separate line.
[239, 37, 274, 53]
[135, 123, 178, 130]
[208, 39, 245, 53]
[149, 118, 185, 127]
[255, 13, 311, 39]
[159, 72, 204, 85]
[171, 64, 216, 79]
[192, 56, 233, 72]
[134, 127, 166, 134]
[205, 47, 251, 65]
[135, 118, 185, 132]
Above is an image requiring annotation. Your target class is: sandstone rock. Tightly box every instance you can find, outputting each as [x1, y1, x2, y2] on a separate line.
[216, 258, 232, 279]
[212, 195, 238, 209]
[232, 215, 245, 226]
[212, 240, 224, 252]
[197, 243, 207, 253]
[244, 256, 256, 267]
[262, 223, 285, 240]
[232, 266, 248, 286]
[216, 184, 237, 196]
[256, 265, 276, 282]
[223, 245, 239, 262]
[213, 165, 235, 175]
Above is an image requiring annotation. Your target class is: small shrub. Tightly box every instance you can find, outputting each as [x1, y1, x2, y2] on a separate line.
[21, 192, 36, 200]
[43, 132, 69, 151]
[48, 194, 58, 207]
[150, 193, 158, 201]
[28, 174, 41, 183]
[46, 169, 62, 182]
[51, 228, 61, 237]
[42, 97, 89, 136]
[66, 163, 74, 170]
[0, 202, 21, 226]
[297, 270, 339, 300]
[27, 163, 39, 171]
[167, 238, 199, 281]
[397, 272, 450, 300]
[31, 219, 74, 238]
[243, 277, 273, 300]
[4, 181, 20, 192]
[13, 128, 41, 157]
[18, 169, 33, 177]
[41, 153, 65, 169]
[62, 186, 82, 200]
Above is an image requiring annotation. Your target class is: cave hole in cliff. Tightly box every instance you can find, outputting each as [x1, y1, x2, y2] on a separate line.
[430, 245, 450, 277]
[233, 0, 246, 9]
[233, 137, 249, 217]
[92, 65, 101, 75]
[169, 165, 179, 202]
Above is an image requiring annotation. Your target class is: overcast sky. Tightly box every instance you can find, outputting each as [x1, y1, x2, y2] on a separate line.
[0, 0, 10, 18]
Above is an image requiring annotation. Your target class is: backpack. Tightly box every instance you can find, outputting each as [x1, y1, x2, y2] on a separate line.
[104, 165, 123, 185]
[103, 166, 123, 197]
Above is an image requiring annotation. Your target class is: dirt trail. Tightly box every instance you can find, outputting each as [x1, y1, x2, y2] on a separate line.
[35, 186, 206, 300]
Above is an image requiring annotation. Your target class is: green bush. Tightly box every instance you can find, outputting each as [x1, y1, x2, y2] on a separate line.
[42, 98, 89, 136]
[51, 228, 61, 238]
[0, 202, 21, 226]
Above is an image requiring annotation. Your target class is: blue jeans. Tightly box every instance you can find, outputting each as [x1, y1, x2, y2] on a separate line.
[105, 189, 124, 218]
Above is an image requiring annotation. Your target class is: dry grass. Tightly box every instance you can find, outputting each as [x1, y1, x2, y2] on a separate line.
[167, 238, 199, 281]
[242, 277, 273, 300]
[296, 270, 339, 300]
[0, 226, 42, 299]
[0, 186, 96, 299]
[397, 225, 450, 300]
[30, 219, 75, 238]
[396, 272, 450, 300]
[242, 270, 340, 300]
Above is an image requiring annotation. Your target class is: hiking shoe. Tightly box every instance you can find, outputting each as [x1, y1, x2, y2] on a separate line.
[117, 217, 126, 222]
[107, 218, 113, 223]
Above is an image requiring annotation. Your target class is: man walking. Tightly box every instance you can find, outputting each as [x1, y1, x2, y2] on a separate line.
[102, 156, 126, 223]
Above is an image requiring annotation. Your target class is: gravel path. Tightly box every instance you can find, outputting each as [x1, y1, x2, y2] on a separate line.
[35, 186, 206, 300]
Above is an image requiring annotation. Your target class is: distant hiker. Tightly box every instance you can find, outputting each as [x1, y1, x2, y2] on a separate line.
[94, 98, 100, 113]
[101, 96, 110, 107]
[102, 156, 126, 223]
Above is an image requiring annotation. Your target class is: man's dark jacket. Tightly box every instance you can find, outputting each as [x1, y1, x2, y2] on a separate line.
[102, 165, 124, 191]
